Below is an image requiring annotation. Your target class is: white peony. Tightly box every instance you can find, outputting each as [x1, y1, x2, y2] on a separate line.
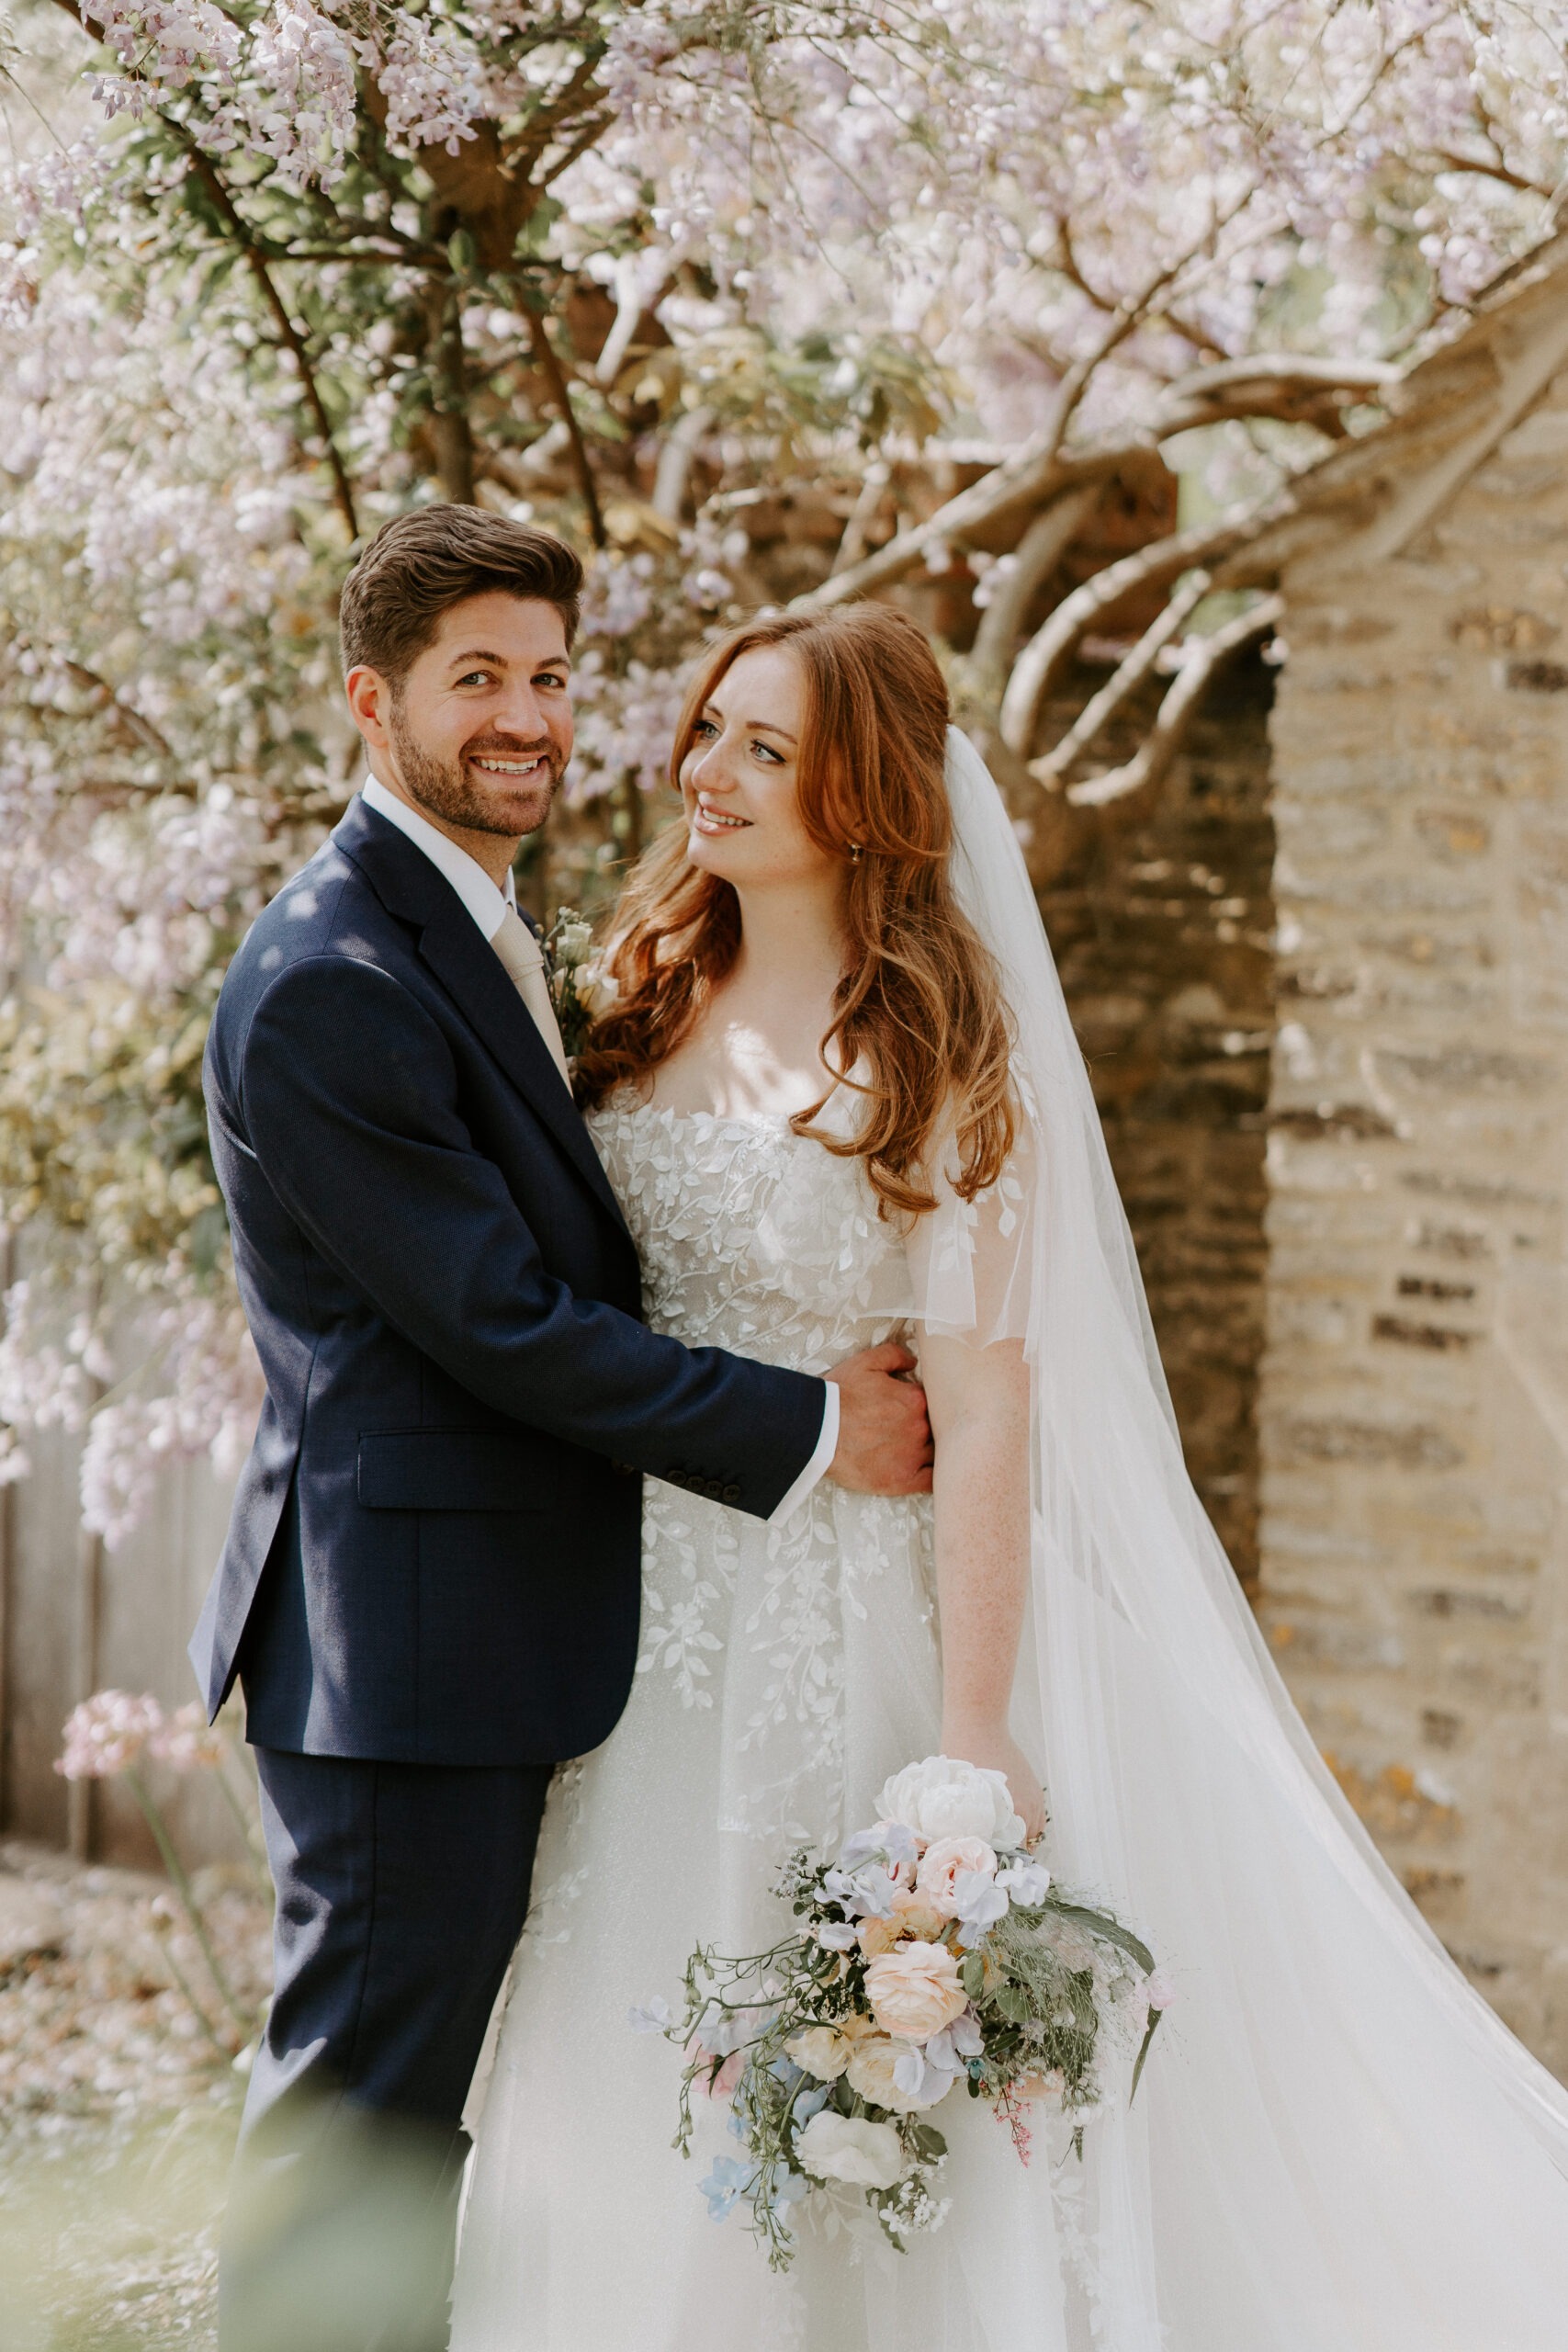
[795, 2109, 906, 2190]
[877, 1755, 1027, 1850]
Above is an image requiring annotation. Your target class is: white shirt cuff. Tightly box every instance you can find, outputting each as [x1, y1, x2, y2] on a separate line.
[767, 1382, 840, 1527]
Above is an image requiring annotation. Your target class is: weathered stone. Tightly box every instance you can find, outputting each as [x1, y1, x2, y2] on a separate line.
[1042, 652, 1276, 1590]
[1421, 1708, 1464, 1748]
[1449, 604, 1560, 651]
[1505, 657, 1568, 694]
[1274, 1415, 1465, 1470]
[1264, 331, 1568, 2080]
[1371, 1313, 1478, 1351]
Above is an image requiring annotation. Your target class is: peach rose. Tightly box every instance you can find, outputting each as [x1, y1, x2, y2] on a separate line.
[844, 2030, 943, 2113]
[785, 2025, 851, 2082]
[857, 1913, 900, 1959]
[857, 1884, 946, 1956]
[917, 1836, 998, 1917]
[863, 1941, 968, 2041]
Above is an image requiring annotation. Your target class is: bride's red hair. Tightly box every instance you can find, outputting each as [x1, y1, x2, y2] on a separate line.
[573, 603, 1014, 1216]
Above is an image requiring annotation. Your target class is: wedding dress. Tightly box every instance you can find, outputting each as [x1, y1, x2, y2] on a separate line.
[450, 733, 1568, 2352]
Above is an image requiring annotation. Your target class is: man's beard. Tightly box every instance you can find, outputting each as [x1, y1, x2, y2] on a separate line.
[388, 706, 560, 838]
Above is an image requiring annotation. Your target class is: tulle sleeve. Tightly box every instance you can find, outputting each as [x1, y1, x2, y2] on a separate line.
[904, 1086, 1043, 1347]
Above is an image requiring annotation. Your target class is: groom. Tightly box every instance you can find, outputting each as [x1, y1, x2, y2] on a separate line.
[192, 505, 932, 2351]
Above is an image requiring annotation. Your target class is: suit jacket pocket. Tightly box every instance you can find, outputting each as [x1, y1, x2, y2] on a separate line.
[356, 1430, 548, 1513]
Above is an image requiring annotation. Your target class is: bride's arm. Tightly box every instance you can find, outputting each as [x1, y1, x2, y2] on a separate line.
[921, 1332, 1046, 1842]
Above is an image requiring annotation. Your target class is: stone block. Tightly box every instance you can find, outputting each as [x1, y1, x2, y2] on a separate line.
[1272, 1414, 1465, 1470]
[1371, 1313, 1479, 1351]
[1413, 807, 1492, 859]
[1504, 656, 1568, 695]
[1449, 603, 1561, 651]
[1421, 1707, 1465, 1748]
[1376, 1045, 1557, 1094]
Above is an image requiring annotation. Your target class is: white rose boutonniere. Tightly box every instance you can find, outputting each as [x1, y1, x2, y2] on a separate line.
[542, 905, 617, 1061]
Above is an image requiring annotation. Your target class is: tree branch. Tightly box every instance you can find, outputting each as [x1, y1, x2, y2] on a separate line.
[651, 405, 713, 525]
[1429, 147, 1553, 198]
[998, 497, 1291, 757]
[791, 441, 1112, 611]
[61, 661, 175, 760]
[1063, 594, 1284, 818]
[524, 305, 606, 548]
[794, 214, 1263, 615]
[1031, 571, 1213, 780]
[967, 486, 1098, 698]
[180, 147, 360, 540]
[827, 458, 890, 577]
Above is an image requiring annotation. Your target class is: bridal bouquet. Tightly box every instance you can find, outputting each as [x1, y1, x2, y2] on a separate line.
[542, 906, 616, 1060]
[637, 1756, 1169, 2268]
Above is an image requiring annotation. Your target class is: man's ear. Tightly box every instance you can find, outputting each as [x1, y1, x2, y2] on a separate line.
[344, 664, 393, 753]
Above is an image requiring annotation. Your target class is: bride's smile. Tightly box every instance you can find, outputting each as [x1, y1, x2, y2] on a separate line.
[678, 646, 842, 894]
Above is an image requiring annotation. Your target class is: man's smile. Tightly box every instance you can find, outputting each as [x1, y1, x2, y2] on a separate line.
[470, 750, 551, 778]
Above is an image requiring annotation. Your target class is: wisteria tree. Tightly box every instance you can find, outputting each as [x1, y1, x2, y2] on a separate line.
[2, 0, 1564, 1541]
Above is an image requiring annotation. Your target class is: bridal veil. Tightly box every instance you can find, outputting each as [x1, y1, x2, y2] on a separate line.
[918, 726, 1568, 2348]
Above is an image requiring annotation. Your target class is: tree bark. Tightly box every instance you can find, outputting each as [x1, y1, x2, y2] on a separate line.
[998, 501, 1289, 758]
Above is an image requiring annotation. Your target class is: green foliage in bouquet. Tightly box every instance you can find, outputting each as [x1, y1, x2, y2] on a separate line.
[641, 1758, 1172, 2271]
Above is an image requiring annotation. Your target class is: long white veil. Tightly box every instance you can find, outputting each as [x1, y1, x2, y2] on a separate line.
[930, 726, 1568, 2349]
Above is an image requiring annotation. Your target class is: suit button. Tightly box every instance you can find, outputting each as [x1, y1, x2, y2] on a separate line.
[703, 1479, 723, 1501]
[721, 1484, 741, 1505]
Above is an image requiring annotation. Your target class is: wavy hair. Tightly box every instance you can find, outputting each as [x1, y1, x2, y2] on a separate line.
[574, 602, 1014, 1217]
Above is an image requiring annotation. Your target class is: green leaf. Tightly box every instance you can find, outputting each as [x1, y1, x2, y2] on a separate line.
[513, 198, 563, 261]
[1048, 1899, 1156, 1978]
[1129, 2007, 1164, 2106]
[960, 1951, 985, 2000]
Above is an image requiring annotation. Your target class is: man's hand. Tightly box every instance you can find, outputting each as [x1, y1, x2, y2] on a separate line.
[826, 1341, 933, 1495]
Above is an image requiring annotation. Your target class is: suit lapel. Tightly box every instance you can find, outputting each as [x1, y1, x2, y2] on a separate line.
[333, 801, 629, 1234]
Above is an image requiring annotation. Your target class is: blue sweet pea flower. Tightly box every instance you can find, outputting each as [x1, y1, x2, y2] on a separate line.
[793, 2082, 832, 2126]
[699, 2155, 758, 2221]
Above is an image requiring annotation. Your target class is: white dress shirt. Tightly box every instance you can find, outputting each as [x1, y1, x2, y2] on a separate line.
[356, 780, 840, 1521]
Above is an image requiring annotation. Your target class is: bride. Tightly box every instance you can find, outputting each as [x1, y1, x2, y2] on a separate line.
[451, 602, 1568, 2350]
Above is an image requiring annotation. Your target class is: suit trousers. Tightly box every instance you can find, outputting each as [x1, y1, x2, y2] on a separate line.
[220, 1747, 552, 2352]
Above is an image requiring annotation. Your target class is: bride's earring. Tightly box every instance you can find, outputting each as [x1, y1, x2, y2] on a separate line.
[848, 842, 863, 864]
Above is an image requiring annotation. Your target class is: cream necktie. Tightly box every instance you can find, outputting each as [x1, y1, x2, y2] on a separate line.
[491, 906, 572, 1089]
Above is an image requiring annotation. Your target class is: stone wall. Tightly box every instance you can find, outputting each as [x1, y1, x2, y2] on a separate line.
[1260, 363, 1568, 2071]
[1042, 652, 1276, 1593]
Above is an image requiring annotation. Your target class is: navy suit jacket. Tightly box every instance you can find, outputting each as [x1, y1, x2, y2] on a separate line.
[189, 798, 824, 1767]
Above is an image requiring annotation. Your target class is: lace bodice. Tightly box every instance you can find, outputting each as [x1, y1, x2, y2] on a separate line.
[580, 1092, 938, 1847]
[584, 1095, 917, 1371]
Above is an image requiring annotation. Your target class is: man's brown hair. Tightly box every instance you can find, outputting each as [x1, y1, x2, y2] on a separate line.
[339, 505, 584, 684]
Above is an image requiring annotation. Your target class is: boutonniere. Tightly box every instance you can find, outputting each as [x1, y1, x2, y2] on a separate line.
[542, 905, 618, 1061]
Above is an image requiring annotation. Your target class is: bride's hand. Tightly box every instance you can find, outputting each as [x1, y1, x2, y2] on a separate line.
[941, 1720, 1047, 1847]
